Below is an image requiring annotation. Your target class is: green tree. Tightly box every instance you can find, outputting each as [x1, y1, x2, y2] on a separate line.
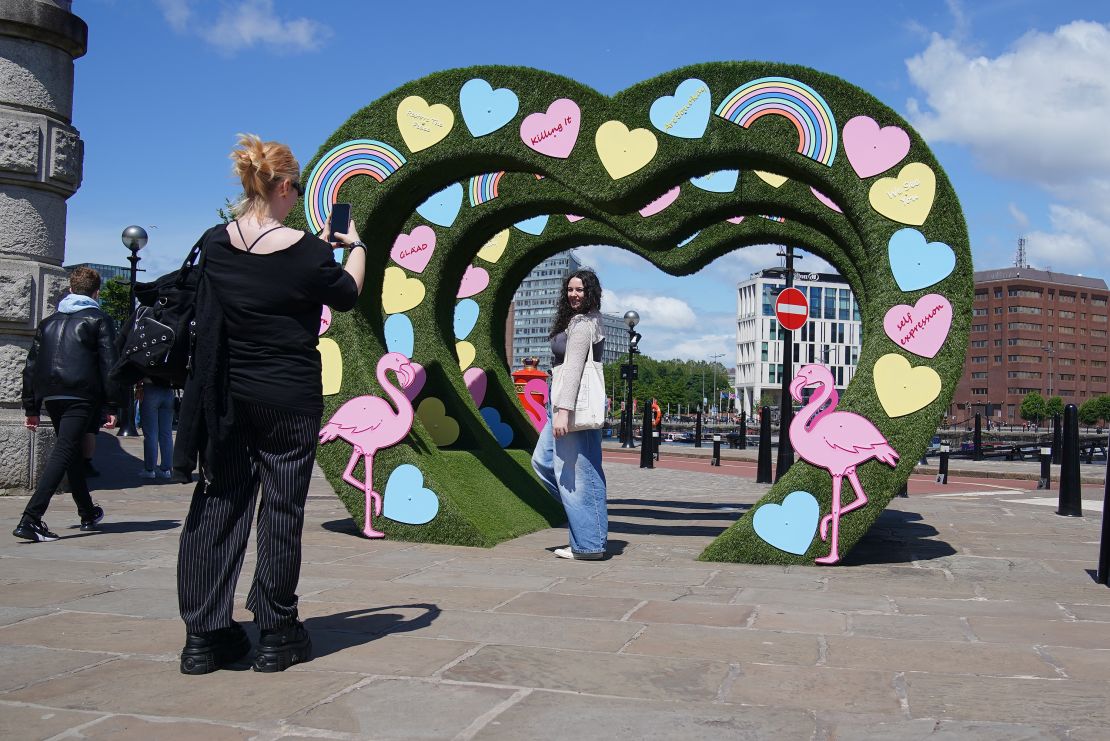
[98, 277, 131, 328]
[1079, 397, 1101, 426]
[1096, 394, 1110, 424]
[1019, 392, 1046, 423]
[1045, 395, 1064, 419]
[217, 196, 238, 224]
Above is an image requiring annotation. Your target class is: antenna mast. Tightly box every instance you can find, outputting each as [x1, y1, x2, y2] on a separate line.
[1015, 237, 1028, 269]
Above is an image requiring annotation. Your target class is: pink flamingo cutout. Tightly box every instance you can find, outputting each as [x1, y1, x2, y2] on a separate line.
[319, 352, 415, 538]
[522, 378, 549, 432]
[788, 364, 899, 565]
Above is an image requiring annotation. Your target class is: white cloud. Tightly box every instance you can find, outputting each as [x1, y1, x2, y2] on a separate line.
[157, 0, 330, 54]
[1008, 203, 1030, 230]
[602, 289, 697, 330]
[156, 0, 191, 31]
[905, 21, 1110, 272]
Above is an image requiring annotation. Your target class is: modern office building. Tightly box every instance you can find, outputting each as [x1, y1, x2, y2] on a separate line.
[734, 269, 863, 414]
[63, 262, 130, 283]
[510, 251, 626, 371]
[951, 267, 1110, 423]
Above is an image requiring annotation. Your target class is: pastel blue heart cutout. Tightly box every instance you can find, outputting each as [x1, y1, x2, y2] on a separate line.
[416, 183, 463, 227]
[384, 313, 414, 358]
[454, 299, 479, 340]
[514, 214, 549, 235]
[459, 78, 520, 137]
[752, 490, 819, 555]
[383, 464, 440, 525]
[649, 78, 711, 139]
[888, 227, 956, 292]
[479, 407, 514, 447]
[690, 169, 739, 193]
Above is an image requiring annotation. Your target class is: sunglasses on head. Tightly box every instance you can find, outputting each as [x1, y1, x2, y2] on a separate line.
[290, 180, 304, 196]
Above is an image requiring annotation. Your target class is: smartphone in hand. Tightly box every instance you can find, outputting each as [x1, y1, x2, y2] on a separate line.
[328, 203, 352, 241]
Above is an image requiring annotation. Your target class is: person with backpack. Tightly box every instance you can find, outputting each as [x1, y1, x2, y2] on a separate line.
[16, 267, 119, 542]
[174, 134, 365, 676]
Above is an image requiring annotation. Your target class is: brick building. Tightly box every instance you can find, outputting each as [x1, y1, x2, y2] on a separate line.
[951, 268, 1110, 424]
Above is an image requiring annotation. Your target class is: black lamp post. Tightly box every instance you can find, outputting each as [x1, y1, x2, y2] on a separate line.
[117, 225, 147, 437]
[621, 310, 641, 448]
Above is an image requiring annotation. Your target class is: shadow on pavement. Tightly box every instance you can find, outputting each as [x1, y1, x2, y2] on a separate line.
[606, 498, 750, 538]
[841, 509, 956, 565]
[83, 432, 148, 492]
[303, 603, 441, 659]
[66, 519, 181, 534]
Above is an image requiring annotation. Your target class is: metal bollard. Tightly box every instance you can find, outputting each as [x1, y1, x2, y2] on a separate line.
[711, 435, 721, 466]
[738, 412, 747, 449]
[756, 406, 772, 484]
[694, 406, 703, 448]
[935, 444, 949, 484]
[1036, 446, 1052, 490]
[1057, 404, 1082, 517]
[639, 404, 654, 469]
[973, 412, 983, 461]
[1098, 431, 1110, 585]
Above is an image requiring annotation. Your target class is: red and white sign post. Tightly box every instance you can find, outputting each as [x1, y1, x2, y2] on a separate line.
[774, 287, 809, 331]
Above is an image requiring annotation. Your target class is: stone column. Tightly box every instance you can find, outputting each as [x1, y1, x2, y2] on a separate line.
[0, 1, 87, 494]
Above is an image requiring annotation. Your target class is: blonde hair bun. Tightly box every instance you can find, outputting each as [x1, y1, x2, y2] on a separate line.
[228, 133, 300, 219]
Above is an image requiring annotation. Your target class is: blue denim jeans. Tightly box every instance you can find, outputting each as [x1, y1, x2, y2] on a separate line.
[531, 415, 608, 555]
[140, 383, 175, 473]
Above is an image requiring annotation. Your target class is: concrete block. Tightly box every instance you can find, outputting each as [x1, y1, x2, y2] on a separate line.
[0, 184, 66, 261]
[0, 269, 32, 322]
[47, 123, 81, 185]
[0, 114, 40, 174]
[0, 36, 73, 117]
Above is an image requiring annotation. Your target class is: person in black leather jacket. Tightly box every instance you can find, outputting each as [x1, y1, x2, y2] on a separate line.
[16, 266, 120, 542]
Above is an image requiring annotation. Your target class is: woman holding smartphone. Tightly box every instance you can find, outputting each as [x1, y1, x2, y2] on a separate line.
[531, 269, 609, 560]
[176, 134, 365, 674]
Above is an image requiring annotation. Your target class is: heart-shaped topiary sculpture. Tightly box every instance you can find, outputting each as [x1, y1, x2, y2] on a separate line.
[288, 62, 973, 564]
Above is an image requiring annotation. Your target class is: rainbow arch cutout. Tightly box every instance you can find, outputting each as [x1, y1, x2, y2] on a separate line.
[304, 139, 407, 233]
[468, 172, 504, 206]
[715, 77, 837, 167]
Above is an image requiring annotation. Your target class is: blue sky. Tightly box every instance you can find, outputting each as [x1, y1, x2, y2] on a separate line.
[68, 0, 1110, 361]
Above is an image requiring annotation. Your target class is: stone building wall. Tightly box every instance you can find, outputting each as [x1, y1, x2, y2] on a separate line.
[0, 0, 87, 493]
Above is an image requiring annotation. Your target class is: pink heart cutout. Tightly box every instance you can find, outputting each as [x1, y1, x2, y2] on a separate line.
[463, 367, 487, 406]
[843, 115, 911, 179]
[639, 186, 681, 217]
[726, 215, 745, 224]
[520, 99, 581, 159]
[319, 305, 332, 336]
[402, 361, 426, 402]
[810, 186, 843, 213]
[391, 225, 436, 273]
[883, 294, 952, 359]
[457, 265, 490, 298]
[566, 214, 584, 222]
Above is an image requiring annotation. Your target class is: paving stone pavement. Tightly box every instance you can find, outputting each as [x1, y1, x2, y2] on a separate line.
[0, 435, 1108, 740]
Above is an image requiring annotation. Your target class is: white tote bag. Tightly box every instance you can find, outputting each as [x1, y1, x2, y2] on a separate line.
[551, 359, 605, 432]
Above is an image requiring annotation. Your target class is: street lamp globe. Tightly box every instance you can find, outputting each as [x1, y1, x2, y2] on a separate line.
[624, 310, 639, 328]
[121, 225, 148, 252]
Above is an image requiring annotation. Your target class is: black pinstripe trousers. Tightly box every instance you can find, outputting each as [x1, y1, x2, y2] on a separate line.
[177, 399, 321, 634]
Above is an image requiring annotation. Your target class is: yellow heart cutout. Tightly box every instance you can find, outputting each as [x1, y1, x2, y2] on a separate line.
[396, 95, 455, 153]
[476, 229, 509, 263]
[595, 121, 658, 179]
[868, 162, 936, 226]
[382, 266, 426, 314]
[318, 337, 342, 395]
[873, 353, 942, 418]
[416, 397, 460, 446]
[456, 340, 476, 370]
[754, 170, 788, 188]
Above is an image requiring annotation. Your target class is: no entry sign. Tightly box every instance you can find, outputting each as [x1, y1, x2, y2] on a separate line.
[775, 287, 809, 331]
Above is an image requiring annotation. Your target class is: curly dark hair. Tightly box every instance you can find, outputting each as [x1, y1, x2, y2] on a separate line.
[548, 269, 603, 339]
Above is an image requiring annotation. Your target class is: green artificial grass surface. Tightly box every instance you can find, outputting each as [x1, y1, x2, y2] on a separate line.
[291, 62, 972, 562]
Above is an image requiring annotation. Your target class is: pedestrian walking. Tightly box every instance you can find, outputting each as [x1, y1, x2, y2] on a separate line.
[174, 134, 365, 675]
[16, 267, 119, 542]
[531, 269, 609, 560]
